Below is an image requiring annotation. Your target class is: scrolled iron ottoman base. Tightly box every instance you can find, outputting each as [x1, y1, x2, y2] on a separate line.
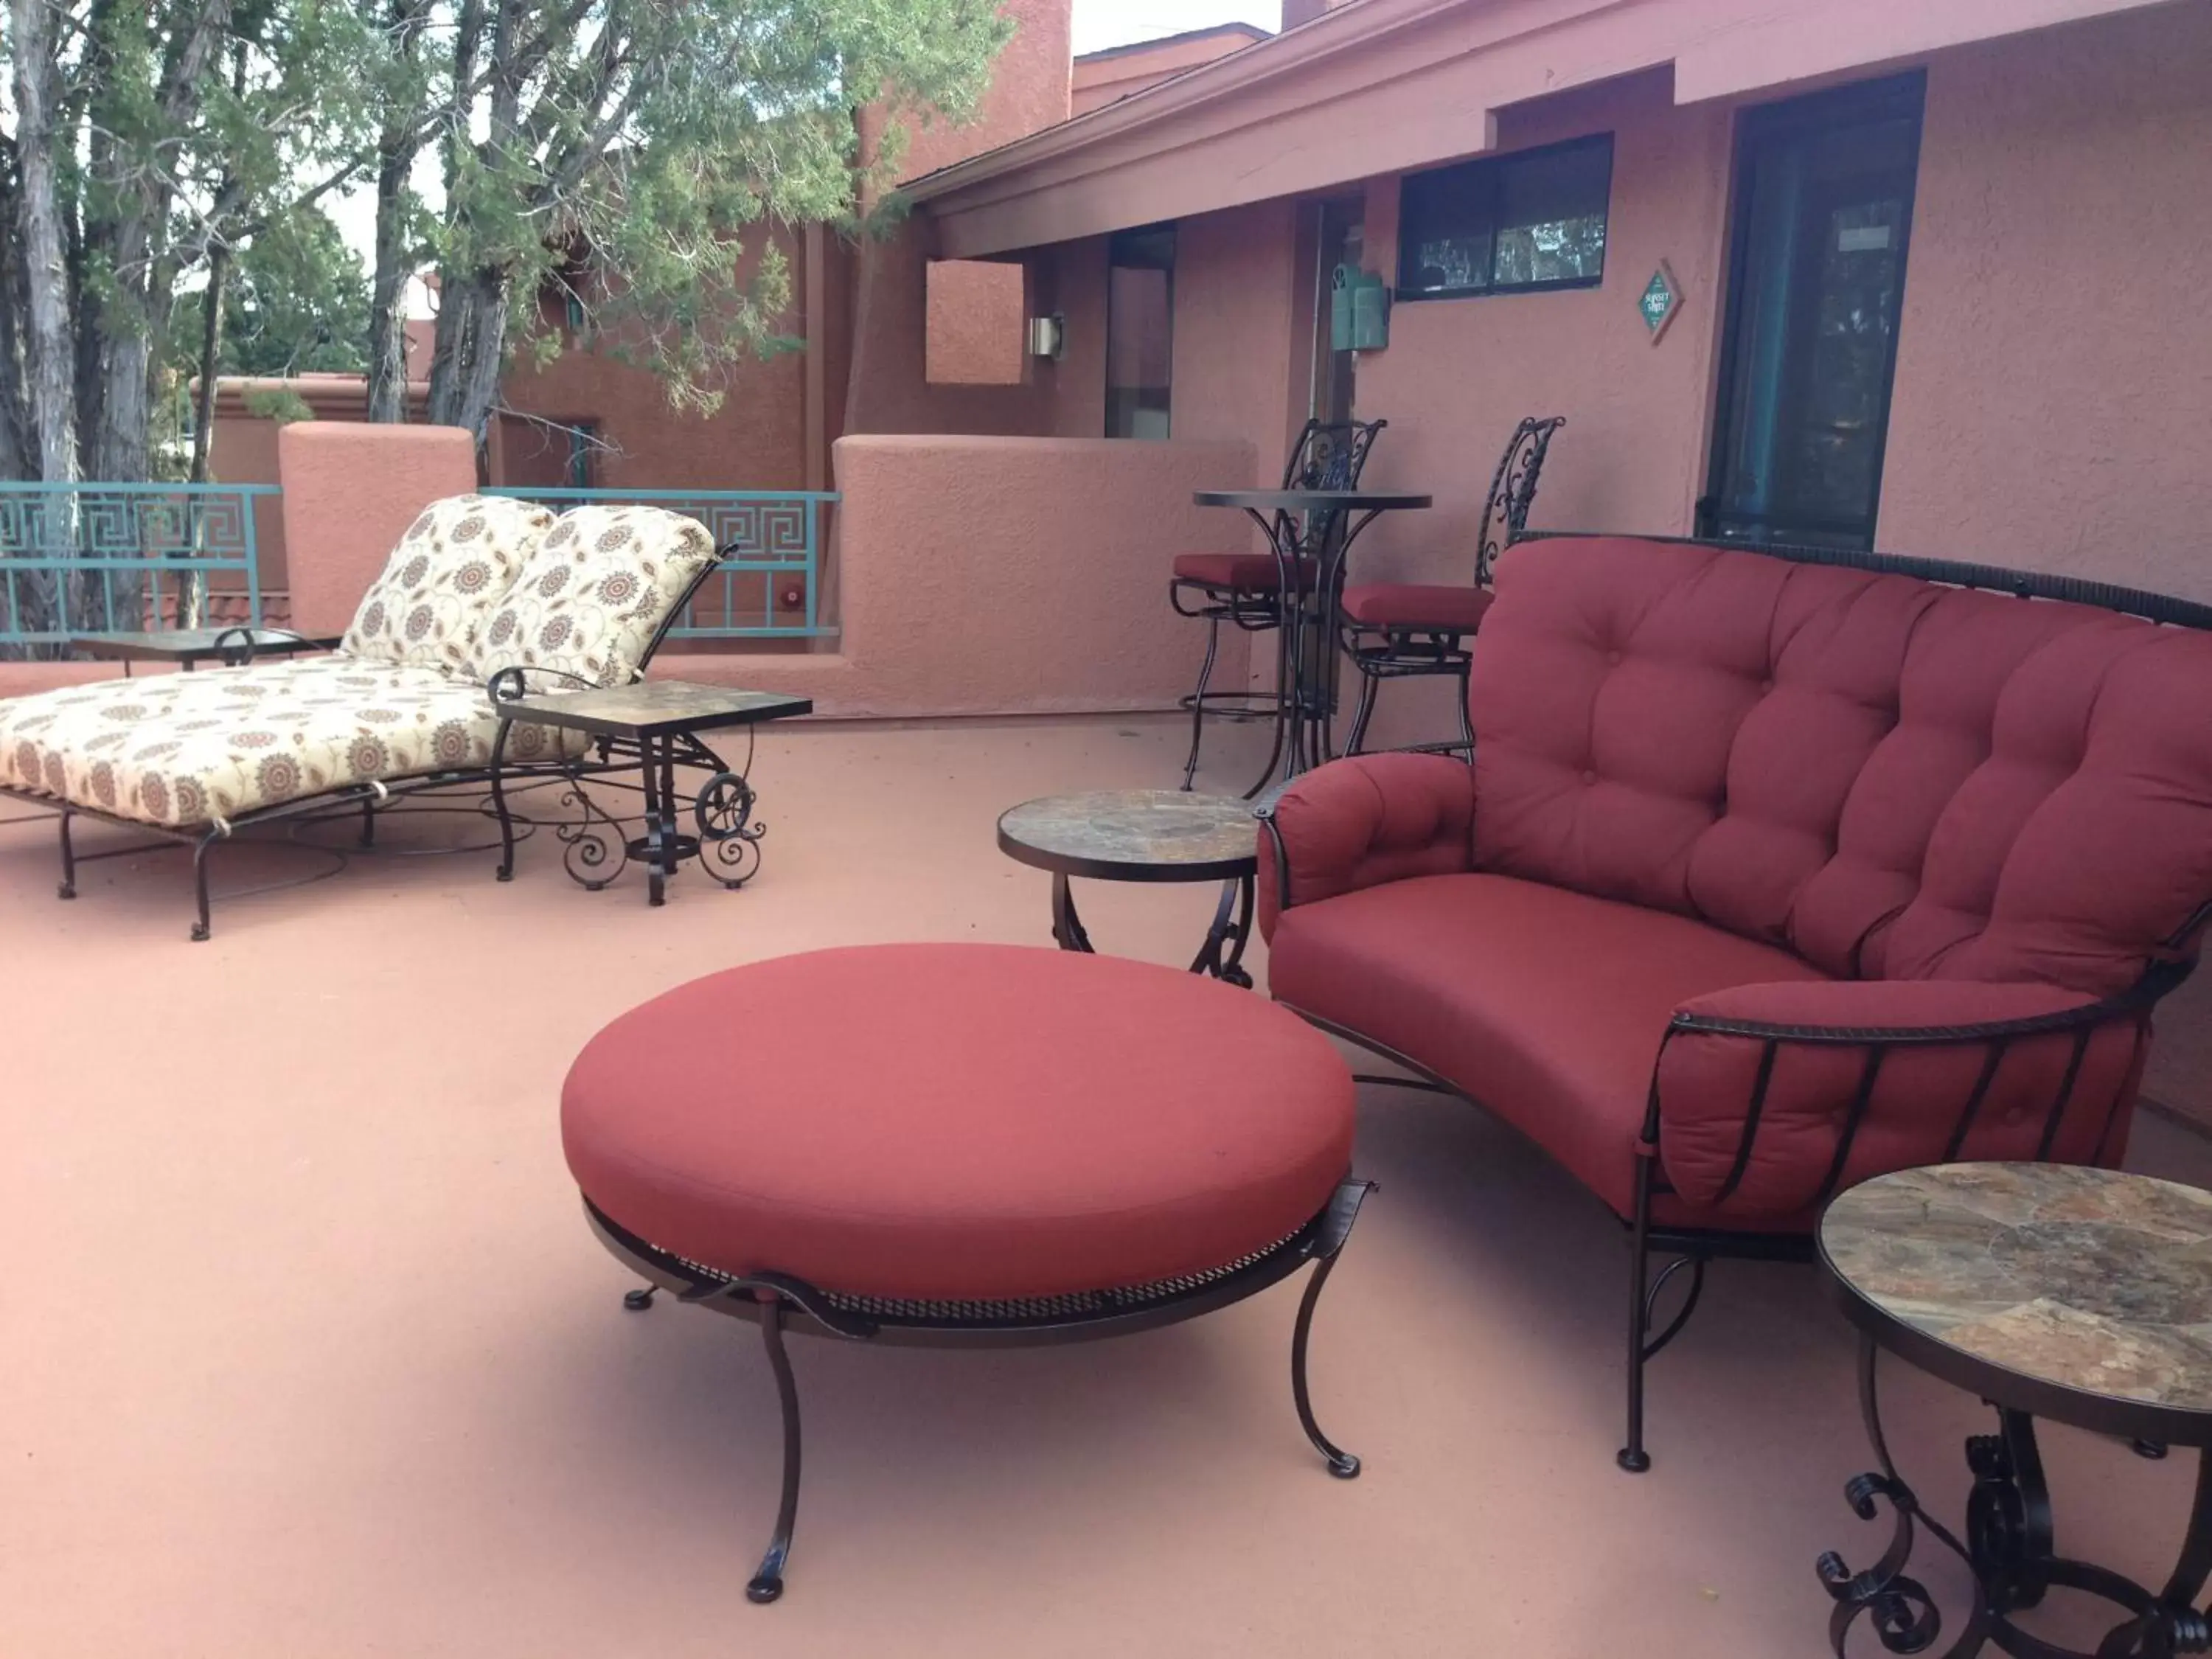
[560, 943, 1371, 1603]
[587, 1182, 1371, 1603]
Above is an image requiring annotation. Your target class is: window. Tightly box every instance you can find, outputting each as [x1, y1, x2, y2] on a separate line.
[565, 421, 598, 488]
[1106, 226, 1175, 439]
[1397, 134, 1613, 300]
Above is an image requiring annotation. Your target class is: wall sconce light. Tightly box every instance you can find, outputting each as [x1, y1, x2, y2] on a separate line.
[1026, 314, 1066, 361]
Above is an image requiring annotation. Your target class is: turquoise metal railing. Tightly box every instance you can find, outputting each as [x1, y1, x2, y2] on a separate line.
[484, 487, 838, 639]
[0, 481, 274, 650]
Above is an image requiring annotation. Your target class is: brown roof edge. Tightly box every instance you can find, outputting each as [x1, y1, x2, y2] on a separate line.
[905, 0, 1438, 202]
[1073, 21, 1273, 66]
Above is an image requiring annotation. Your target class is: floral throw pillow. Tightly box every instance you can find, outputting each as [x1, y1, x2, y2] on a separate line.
[466, 504, 718, 689]
[340, 494, 554, 672]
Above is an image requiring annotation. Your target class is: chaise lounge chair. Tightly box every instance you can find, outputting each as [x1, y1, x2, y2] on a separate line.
[0, 493, 723, 938]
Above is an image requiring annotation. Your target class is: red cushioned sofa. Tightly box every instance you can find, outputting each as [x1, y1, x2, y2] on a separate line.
[1256, 533, 2212, 1470]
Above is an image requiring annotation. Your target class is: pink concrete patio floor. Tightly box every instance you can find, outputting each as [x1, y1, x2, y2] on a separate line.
[3, 713, 2207, 1658]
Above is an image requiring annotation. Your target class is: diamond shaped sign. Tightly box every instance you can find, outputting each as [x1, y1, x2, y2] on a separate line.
[1639, 262, 1682, 344]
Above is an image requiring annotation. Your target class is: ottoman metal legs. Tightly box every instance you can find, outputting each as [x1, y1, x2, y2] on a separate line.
[586, 1178, 1374, 1601]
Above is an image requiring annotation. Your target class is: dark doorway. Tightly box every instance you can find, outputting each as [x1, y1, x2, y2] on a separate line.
[1703, 73, 1924, 550]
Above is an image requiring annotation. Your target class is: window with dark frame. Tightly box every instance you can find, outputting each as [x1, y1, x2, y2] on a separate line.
[1397, 134, 1614, 301]
[1105, 225, 1175, 439]
[565, 421, 598, 489]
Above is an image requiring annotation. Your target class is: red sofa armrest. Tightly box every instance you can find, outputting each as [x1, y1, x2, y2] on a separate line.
[1256, 752, 1475, 939]
[1654, 978, 2159, 1217]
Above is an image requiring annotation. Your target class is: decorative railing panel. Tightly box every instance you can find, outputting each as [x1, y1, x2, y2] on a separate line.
[484, 487, 838, 639]
[0, 482, 275, 653]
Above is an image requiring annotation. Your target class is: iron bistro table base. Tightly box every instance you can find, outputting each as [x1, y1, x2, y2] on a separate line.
[489, 678, 812, 905]
[1818, 1166, 2212, 1659]
[996, 790, 1262, 985]
[1192, 487, 1433, 791]
[1820, 1339, 2211, 1659]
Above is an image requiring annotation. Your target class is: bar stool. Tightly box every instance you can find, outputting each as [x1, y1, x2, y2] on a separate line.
[1337, 416, 1562, 757]
[1170, 418, 1386, 791]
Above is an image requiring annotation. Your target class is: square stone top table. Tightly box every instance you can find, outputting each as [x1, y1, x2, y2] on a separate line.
[71, 627, 341, 672]
[491, 680, 813, 740]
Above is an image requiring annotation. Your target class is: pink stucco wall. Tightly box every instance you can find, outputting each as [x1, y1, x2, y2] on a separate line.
[680, 434, 1259, 717]
[281, 424, 479, 637]
[843, 0, 1075, 438]
[1876, 3, 2212, 597]
[1341, 70, 1733, 746]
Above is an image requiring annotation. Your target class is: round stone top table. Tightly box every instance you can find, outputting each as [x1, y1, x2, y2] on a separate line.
[996, 789, 1260, 982]
[560, 943, 1372, 1602]
[1815, 1164, 2212, 1658]
[1821, 1162, 2212, 1443]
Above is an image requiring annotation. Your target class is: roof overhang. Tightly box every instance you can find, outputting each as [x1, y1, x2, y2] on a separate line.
[911, 0, 2179, 258]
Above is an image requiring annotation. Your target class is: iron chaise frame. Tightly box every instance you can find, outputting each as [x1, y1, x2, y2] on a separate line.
[0, 549, 744, 940]
[586, 1177, 1376, 1604]
[1262, 531, 2212, 1472]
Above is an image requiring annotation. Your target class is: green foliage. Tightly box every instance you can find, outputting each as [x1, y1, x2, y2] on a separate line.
[240, 386, 316, 422]
[422, 0, 1016, 428]
[172, 208, 375, 379]
[4, 0, 1015, 473]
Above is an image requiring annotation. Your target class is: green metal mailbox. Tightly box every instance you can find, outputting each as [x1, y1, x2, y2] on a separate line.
[1330, 265, 1391, 352]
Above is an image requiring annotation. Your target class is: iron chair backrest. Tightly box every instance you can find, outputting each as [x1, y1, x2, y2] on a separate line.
[1282, 419, 1388, 566]
[1283, 418, 1388, 492]
[1474, 416, 1566, 587]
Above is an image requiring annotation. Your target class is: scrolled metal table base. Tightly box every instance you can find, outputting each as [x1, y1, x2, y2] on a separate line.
[1049, 869, 1256, 987]
[498, 729, 767, 903]
[1819, 1336, 2212, 1658]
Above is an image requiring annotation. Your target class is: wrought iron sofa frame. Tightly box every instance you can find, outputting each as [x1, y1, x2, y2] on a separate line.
[0, 549, 741, 941]
[1260, 531, 2212, 1472]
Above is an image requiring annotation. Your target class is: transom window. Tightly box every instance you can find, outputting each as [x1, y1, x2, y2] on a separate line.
[1397, 134, 1613, 300]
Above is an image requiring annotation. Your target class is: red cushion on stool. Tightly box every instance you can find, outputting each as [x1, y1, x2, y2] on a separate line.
[562, 945, 1356, 1302]
[1173, 552, 1317, 591]
[1340, 582, 1495, 633]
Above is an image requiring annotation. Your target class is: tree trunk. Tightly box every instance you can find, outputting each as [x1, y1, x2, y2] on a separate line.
[8, 0, 79, 644]
[366, 152, 419, 422]
[10, 0, 79, 487]
[0, 138, 32, 481]
[178, 244, 232, 628]
[425, 263, 511, 456]
[366, 0, 434, 423]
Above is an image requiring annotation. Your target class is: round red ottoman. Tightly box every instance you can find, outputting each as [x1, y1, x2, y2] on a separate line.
[561, 943, 1369, 1603]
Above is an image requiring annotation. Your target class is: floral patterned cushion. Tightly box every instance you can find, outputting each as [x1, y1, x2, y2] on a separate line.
[465, 504, 718, 689]
[341, 493, 555, 671]
[0, 657, 584, 830]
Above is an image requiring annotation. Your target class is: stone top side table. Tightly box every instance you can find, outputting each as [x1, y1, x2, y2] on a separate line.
[1816, 1162, 2212, 1659]
[997, 789, 1260, 984]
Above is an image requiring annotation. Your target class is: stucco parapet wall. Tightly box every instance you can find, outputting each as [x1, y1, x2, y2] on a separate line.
[792, 434, 1259, 720]
[910, 0, 2177, 257]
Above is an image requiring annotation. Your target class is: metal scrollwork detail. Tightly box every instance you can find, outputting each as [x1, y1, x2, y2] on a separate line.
[695, 771, 763, 889]
[1819, 1473, 1948, 1656]
[557, 784, 629, 890]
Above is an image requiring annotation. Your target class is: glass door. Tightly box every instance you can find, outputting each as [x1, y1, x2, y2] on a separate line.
[1703, 73, 1924, 550]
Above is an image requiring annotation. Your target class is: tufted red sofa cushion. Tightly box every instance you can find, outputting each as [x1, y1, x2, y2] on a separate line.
[1467, 538, 2212, 995]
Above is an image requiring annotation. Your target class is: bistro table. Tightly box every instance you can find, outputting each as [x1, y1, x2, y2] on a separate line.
[996, 788, 1259, 984]
[70, 626, 341, 675]
[488, 678, 812, 906]
[1816, 1163, 2212, 1659]
[1193, 487, 1431, 788]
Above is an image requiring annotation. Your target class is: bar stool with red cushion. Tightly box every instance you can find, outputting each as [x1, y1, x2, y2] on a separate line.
[1337, 415, 1563, 757]
[1171, 418, 1385, 793]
